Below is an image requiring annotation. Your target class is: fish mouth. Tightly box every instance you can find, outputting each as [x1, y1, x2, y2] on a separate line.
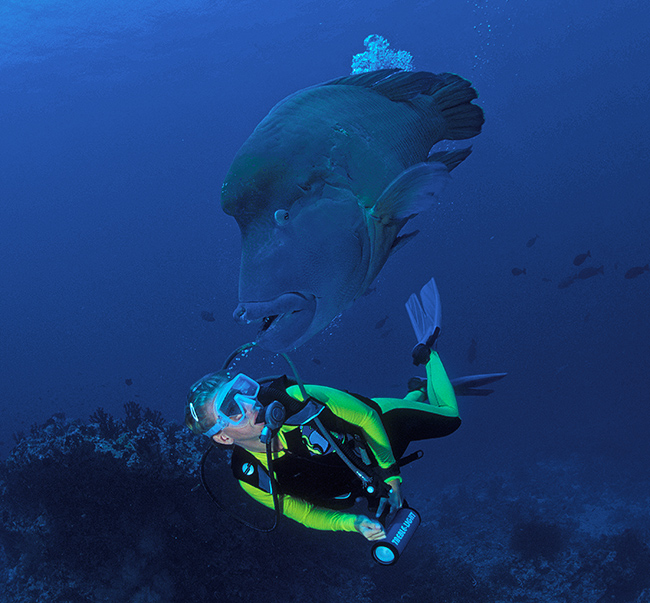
[233, 292, 317, 352]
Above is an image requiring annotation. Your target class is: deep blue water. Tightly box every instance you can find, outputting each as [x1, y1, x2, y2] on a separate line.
[1, 0, 649, 485]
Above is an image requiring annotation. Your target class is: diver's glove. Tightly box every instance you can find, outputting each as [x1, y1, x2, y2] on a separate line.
[406, 276, 442, 365]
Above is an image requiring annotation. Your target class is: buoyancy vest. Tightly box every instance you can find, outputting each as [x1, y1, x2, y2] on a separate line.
[231, 382, 379, 508]
[232, 427, 366, 508]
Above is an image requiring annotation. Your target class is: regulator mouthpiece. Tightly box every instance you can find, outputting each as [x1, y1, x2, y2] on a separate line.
[259, 401, 286, 444]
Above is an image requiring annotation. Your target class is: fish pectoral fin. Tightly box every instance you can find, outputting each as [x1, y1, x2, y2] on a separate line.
[369, 162, 451, 225]
[390, 230, 419, 254]
[427, 147, 472, 172]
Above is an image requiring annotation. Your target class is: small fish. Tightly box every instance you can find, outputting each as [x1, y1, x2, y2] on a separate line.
[312, 358, 321, 365]
[511, 268, 526, 276]
[375, 315, 389, 330]
[467, 338, 477, 364]
[624, 264, 649, 279]
[541, 277, 552, 283]
[125, 378, 133, 386]
[578, 265, 604, 280]
[557, 274, 577, 289]
[201, 311, 216, 322]
[526, 235, 539, 248]
[573, 251, 591, 266]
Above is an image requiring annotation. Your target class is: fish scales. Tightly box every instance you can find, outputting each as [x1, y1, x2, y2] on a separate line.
[225, 75, 478, 212]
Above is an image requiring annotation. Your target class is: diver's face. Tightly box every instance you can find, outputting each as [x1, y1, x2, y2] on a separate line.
[213, 400, 265, 451]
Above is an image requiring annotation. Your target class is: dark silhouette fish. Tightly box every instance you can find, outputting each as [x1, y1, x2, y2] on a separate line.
[526, 235, 539, 248]
[125, 378, 133, 386]
[542, 277, 552, 282]
[467, 338, 477, 363]
[200, 311, 216, 322]
[222, 69, 483, 351]
[578, 266, 604, 280]
[557, 274, 577, 289]
[312, 358, 321, 365]
[375, 315, 389, 330]
[624, 264, 649, 279]
[573, 251, 591, 266]
[511, 268, 526, 276]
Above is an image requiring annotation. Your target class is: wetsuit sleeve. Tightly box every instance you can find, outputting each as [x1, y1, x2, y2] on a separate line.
[287, 384, 398, 472]
[239, 480, 358, 532]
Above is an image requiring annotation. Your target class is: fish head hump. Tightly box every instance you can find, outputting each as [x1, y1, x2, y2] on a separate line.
[220, 89, 394, 352]
[225, 171, 373, 351]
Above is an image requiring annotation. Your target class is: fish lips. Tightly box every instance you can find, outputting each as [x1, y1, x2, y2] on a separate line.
[233, 292, 317, 352]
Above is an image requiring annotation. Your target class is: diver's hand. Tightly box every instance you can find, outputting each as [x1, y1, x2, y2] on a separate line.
[375, 479, 404, 519]
[354, 515, 386, 541]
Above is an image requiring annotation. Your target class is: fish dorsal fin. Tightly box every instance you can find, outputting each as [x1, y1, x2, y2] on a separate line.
[323, 69, 446, 102]
[324, 69, 400, 89]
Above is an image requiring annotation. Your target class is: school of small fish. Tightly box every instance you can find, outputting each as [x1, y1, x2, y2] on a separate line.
[508, 235, 647, 289]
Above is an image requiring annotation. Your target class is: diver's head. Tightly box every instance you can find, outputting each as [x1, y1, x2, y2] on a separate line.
[185, 371, 261, 438]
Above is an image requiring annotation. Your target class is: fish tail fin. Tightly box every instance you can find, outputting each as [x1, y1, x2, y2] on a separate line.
[644, 264, 650, 271]
[598, 265, 605, 275]
[427, 147, 472, 172]
[427, 73, 484, 140]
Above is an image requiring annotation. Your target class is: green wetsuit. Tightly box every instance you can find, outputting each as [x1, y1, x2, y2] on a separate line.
[238, 351, 459, 532]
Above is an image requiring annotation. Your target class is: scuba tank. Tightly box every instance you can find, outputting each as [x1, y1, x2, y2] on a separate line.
[372, 506, 421, 566]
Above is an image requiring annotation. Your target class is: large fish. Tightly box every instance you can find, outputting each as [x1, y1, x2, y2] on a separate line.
[221, 69, 484, 351]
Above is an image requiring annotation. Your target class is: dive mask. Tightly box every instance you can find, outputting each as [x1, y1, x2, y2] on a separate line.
[192, 373, 261, 437]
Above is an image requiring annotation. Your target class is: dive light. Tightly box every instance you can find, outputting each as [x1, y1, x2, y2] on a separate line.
[371, 506, 421, 566]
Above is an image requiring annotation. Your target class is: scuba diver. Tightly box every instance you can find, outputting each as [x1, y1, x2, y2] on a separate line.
[185, 277, 505, 544]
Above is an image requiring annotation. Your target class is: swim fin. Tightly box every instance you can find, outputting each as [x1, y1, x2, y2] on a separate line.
[408, 372, 507, 397]
[449, 372, 508, 396]
[406, 276, 442, 365]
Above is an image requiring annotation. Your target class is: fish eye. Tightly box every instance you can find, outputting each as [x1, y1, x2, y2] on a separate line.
[274, 209, 290, 225]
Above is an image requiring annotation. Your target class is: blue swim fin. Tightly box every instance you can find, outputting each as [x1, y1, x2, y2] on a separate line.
[449, 372, 508, 396]
[405, 276, 441, 345]
[406, 277, 442, 365]
[408, 372, 507, 397]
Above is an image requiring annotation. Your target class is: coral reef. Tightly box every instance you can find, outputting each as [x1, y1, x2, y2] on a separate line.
[1, 413, 649, 602]
[350, 35, 414, 74]
[510, 518, 569, 560]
